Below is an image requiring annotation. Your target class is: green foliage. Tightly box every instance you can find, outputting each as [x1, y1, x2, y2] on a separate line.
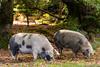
[66, 18, 79, 31]
[81, 0, 100, 33]
[13, 0, 100, 34]
[0, 34, 8, 49]
[0, 39, 6, 49]
[34, 27, 50, 36]
[92, 38, 100, 50]
[0, 0, 13, 48]
[14, 0, 33, 15]
[62, 0, 100, 34]
[0, 0, 13, 26]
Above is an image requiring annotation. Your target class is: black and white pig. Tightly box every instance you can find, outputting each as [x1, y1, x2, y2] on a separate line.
[8, 33, 60, 61]
[54, 29, 94, 58]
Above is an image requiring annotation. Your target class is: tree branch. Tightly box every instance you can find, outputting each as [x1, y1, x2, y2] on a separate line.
[24, 1, 65, 20]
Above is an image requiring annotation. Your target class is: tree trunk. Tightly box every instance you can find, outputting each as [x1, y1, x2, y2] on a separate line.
[0, 0, 13, 49]
[26, 15, 29, 27]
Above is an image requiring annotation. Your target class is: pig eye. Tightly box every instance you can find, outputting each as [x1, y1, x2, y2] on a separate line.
[82, 52, 85, 56]
[86, 49, 89, 53]
[82, 51, 87, 56]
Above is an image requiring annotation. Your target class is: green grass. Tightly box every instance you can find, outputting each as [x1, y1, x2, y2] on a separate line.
[48, 62, 85, 67]
[95, 38, 100, 42]
[1, 60, 100, 67]
[92, 38, 100, 50]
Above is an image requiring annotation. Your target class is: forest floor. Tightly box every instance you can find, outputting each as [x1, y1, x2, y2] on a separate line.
[0, 24, 100, 67]
[0, 47, 100, 66]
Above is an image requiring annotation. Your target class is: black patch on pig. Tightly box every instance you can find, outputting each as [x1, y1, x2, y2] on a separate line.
[40, 48, 52, 61]
[9, 37, 20, 56]
[12, 44, 19, 56]
[22, 34, 27, 46]
[26, 45, 32, 49]
[45, 54, 52, 61]
[22, 40, 25, 46]
[18, 45, 21, 48]
[83, 49, 89, 58]
[42, 48, 45, 52]
[40, 51, 52, 61]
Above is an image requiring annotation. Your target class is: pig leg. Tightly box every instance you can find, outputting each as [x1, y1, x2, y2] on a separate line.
[32, 50, 38, 61]
[59, 48, 63, 55]
[9, 49, 18, 60]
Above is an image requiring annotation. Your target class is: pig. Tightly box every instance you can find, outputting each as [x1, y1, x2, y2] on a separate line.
[54, 29, 94, 58]
[8, 33, 60, 61]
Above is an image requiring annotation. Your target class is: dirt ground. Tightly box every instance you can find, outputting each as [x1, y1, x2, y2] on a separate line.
[0, 48, 100, 65]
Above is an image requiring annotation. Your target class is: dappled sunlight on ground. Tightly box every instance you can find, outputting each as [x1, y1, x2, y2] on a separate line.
[13, 20, 40, 25]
